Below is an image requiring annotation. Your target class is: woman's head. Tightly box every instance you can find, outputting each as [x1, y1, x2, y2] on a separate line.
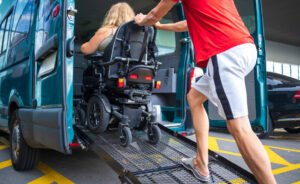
[102, 2, 135, 28]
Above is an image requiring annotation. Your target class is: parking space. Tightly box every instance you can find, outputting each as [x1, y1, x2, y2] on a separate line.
[0, 135, 120, 184]
[1, 129, 299, 184]
[188, 129, 300, 184]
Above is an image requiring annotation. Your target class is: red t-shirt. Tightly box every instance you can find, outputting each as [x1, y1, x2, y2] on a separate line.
[171, 0, 254, 68]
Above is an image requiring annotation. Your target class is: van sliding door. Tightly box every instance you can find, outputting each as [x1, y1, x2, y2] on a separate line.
[20, 0, 75, 154]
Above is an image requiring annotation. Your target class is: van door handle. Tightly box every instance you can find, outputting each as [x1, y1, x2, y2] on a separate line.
[66, 36, 75, 58]
[36, 34, 58, 62]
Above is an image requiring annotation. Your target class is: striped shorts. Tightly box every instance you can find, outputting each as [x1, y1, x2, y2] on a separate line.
[192, 43, 257, 120]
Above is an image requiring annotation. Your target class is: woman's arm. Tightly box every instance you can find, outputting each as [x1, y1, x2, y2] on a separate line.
[155, 20, 188, 32]
[81, 27, 111, 55]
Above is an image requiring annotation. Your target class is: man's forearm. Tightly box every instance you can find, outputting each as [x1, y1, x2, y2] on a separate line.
[137, 0, 176, 26]
[156, 20, 188, 32]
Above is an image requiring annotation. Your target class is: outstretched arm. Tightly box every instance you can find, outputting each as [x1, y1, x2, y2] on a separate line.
[155, 20, 188, 32]
[134, 0, 177, 26]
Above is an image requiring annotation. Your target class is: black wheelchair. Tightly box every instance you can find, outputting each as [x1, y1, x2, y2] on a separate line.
[74, 21, 162, 147]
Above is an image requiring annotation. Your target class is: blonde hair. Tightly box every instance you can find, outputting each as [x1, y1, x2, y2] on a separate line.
[102, 2, 135, 28]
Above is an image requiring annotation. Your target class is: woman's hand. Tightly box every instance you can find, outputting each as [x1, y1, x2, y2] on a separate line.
[134, 13, 146, 26]
[154, 21, 162, 29]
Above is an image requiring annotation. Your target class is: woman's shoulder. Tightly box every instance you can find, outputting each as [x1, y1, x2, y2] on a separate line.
[96, 27, 111, 35]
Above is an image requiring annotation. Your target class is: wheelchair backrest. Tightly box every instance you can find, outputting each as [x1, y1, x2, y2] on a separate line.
[103, 21, 157, 65]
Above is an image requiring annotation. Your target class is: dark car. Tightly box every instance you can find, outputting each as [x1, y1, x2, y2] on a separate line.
[267, 72, 300, 133]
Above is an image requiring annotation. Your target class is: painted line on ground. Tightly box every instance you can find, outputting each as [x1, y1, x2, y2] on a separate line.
[207, 136, 300, 177]
[0, 137, 9, 150]
[0, 136, 74, 184]
[0, 137, 9, 145]
[27, 162, 74, 184]
[0, 160, 12, 170]
[219, 178, 246, 184]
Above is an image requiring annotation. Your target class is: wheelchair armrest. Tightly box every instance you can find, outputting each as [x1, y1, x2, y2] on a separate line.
[84, 53, 104, 61]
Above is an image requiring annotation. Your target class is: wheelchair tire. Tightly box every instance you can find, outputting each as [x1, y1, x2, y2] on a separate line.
[147, 125, 161, 145]
[87, 96, 110, 133]
[119, 126, 132, 147]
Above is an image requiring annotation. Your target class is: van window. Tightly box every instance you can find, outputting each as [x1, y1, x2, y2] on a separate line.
[234, 0, 256, 34]
[156, 17, 176, 56]
[3, 15, 12, 52]
[0, 21, 4, 52]
[11, 0, 34, 46]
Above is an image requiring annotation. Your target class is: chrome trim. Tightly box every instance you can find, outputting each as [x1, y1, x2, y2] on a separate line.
[278, 118, 300, 122]
[161, 123, 182, 128]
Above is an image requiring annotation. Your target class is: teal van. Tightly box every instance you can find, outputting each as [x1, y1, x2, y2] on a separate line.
[0, 0, 268, 170]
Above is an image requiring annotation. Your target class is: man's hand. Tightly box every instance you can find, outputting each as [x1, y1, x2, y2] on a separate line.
[134, 13, 146, 26]
[133, 0, 176, 26]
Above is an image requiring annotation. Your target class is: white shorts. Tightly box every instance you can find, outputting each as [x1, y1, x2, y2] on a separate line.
[192, 43, 257, 120]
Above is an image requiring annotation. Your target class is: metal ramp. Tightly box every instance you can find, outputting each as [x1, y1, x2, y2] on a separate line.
[75, 125, 257, 184]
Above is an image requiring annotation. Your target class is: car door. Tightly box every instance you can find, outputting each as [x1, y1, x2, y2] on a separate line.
[20, 0, 75, 154]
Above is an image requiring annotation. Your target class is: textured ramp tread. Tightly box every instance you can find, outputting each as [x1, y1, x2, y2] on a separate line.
[85, 128, 256, 184]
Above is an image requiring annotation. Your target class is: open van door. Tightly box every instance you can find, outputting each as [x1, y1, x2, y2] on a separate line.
[20, 0, 75, 154]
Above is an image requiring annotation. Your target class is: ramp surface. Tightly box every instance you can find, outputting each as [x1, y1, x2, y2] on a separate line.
[77, 125, 257, 184]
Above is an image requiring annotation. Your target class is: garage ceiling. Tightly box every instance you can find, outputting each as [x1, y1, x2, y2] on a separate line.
[262, 0, 300, 47]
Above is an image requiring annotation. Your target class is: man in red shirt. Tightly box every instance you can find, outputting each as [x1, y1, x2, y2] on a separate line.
[135, 0, 276, 183]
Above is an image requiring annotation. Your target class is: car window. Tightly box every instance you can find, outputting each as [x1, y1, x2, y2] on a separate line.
[11, 0, 34, 46]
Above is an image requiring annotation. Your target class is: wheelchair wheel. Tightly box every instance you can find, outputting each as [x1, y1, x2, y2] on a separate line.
[147, 125, 161, 145]
[119, 126, 132, 147]
[87, 96, 109, 133]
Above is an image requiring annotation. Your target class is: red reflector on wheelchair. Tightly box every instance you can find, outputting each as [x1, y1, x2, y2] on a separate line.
[130, 74, 138, 79]
[118, 78, 125, 88]
[145, 76, 152, 80]
[156, 81, 161, 89]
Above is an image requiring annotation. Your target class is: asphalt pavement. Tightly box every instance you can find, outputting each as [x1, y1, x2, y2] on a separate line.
[0, 128, 299, 184]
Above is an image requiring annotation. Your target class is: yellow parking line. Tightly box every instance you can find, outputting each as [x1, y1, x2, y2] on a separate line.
[292, 181, 300, 184]
[266, 146, 300, 153]
[0, 145, 9, 150]
[208, 137, 241, 156]
[270, 136, 300, 140]
[208, 136, 300, 177]
[272, 163, 300, 175]
[0, 160, 12, 170]
[264, 146, 291, 166]
[0, 137, 9, 145]
[28, 162, 74, 184]
[219, 178, 246, 184]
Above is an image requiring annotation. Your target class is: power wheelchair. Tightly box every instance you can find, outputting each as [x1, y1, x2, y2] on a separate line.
[74, 21, 162, 147]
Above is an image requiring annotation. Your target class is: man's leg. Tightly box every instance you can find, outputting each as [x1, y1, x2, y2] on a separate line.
[186, 88, 210, 176]
[227, 116, 276, 184]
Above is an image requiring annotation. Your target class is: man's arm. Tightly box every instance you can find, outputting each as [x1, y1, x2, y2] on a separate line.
[155, 20, 188, 32]
[135, 0, 177, 26]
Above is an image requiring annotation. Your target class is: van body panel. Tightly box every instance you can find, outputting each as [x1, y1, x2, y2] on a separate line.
[0, 0, 74, 154]
[65, 0, 75, 144]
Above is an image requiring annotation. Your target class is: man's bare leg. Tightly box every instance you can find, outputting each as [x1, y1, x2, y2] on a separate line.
[227, 116, 276, 184]
[185, 89, 210, 176]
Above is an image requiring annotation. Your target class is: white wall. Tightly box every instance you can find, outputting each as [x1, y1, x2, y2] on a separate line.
[266, 40, 300, 65]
